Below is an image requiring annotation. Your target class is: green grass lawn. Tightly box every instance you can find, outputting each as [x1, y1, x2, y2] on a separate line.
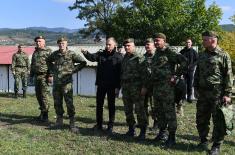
[0, 93, 234, 155]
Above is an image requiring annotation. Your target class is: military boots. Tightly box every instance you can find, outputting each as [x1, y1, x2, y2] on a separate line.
[69, 117, 79, 134]
[165, 132, 176, 147]
[155, 129, 168, 142]
[14, 92, 18, 98]
[137, 126, 147, 140]
[54, 116, 63, 127]
[209, 144, 220, 155]
[42, 111, 49, 122]
[125, 125, 135, 137]
[23, 90, 26, 98]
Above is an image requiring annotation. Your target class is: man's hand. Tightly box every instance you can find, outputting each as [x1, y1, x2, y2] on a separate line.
[81, 49, 87, 54]
[141, 87, 147, 96]
[170, 75, 177, 86]
[222, 96, 231, 105]
[47, 76, 53, 84]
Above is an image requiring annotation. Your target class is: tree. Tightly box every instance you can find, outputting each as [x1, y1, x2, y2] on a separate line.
[230, 14, 235, 24]
[111, 0, 222, 45]
[70, 0, 222, 45]
[69, 0, 125, 37]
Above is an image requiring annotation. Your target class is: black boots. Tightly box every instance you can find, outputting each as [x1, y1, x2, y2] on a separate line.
[125, 126, 135, 137]
[197, 137, 209, 151]
[69, 117, 79, 134]
[14, 92, 18, 98]
[209, 143, 220, 155]
[155, 129, 168, 141]
[23, 90, 26, 98]
[165, 132, 176, 147]
[137, 126, 147, 140]
[38, 111, 48, 122]
[106, 124, 113, 135]
[54, 115, 63, 128]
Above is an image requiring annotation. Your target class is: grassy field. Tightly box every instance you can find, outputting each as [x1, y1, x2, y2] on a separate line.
[0, 93, 234, 155]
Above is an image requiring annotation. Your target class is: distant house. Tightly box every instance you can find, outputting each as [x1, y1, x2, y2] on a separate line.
[0, 45, 193, 96]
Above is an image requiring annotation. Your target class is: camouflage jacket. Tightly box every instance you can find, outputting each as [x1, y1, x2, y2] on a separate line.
[194, 46, 233, 97]
[30, 47, 52, 77]
[47, 49, 87, 84]
[148, 47, 187, 85]
[12, 51, 29, 72]
[121, 52, 144, 85]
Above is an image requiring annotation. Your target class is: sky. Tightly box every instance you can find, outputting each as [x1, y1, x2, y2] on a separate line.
[0, 0, 234, 29]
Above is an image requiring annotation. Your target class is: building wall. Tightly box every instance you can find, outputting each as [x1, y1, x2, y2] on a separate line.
[0, 65, 97, 96]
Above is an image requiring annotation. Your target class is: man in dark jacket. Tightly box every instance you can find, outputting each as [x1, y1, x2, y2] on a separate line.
[81, 37, 123, 134]
[180, 38, 198, 103]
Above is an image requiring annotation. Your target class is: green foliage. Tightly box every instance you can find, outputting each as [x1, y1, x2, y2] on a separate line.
[69, 0, 125, 37]
[111, 0, 222, 45]
[69, 0, 222, 45]
[230, 14, 235, 24]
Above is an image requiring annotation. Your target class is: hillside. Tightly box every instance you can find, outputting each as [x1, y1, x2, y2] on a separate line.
[221, 24, 235, 32]
[0, 27, 103, 46]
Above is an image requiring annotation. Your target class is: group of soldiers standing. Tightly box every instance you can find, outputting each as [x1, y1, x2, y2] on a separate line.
[11, 31, 233, 155]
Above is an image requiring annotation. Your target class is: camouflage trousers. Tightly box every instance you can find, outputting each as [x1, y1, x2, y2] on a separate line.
[153, 82, 177, 132]
[35, 75, 50, 112]
[122, 82, 147, 128]
[53, 82, 75, 118]
[144, 90, 155, 125]
[196, 87, 226, 144]
[14, 67, 28, 92]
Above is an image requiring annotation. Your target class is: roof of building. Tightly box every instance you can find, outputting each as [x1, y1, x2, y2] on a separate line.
[0, 46, 35, 65]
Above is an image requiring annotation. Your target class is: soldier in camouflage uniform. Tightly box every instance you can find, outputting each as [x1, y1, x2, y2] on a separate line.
[121, 38, 148, 140]
[194, 31, 233, 155]
[12, 44, 30, 98]
[142, 38, 158, 130]
[47, 37, 86, 133]
[147, 33, 187, 147]
[30, 36, 52, 122]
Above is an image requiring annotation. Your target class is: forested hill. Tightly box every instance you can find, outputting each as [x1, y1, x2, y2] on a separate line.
[0, 25, 234, 46]
[0, 27, 102, 46]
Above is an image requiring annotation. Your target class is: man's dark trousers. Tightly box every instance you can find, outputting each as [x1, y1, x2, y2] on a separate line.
[96, 85, 116, 128]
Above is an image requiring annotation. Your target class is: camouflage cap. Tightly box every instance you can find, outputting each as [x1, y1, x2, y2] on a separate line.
[123, 38, 135, 45]
[202, 31, 218, 38]
[34, 35, 45, 42]
[154, 33, 166, 41]
[57, 37, 68, 44]
[145, 38, 154, 44]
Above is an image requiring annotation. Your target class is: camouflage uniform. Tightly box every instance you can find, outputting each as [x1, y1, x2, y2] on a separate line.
[47, 49, 86, 118]
[30, 47, 52, 116]
[121, 52, 148, 129]
[12, 50, 29, 95]
[194, 46, 233, 146]
[142, 52, 155, 124]
[150, 47, 186, 135]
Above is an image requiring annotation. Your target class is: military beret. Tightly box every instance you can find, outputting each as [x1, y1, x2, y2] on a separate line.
[202, 31, 218, 38]
[57, 37, 68, 44]
[145, 38, 154, 44]
[154, 33, 166, 41]
[123, 38, 135, 45]
[34, 35, 45, 42]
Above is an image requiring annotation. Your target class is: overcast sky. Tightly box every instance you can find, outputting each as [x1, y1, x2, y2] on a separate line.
[0, 0, 234, 29]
